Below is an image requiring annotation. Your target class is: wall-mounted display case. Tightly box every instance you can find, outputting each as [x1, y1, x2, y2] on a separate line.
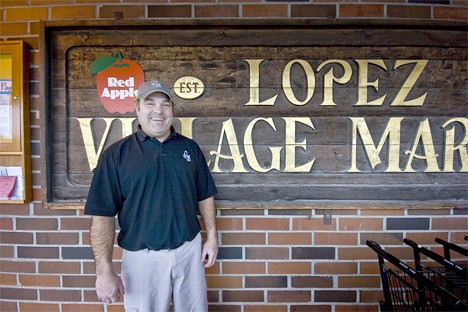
[0, 40, 31, 204]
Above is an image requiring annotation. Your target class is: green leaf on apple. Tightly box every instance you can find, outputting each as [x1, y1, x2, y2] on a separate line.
[90, 56, 118, 75]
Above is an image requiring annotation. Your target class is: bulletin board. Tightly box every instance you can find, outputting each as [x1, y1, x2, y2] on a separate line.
[0, 41, 31, 204]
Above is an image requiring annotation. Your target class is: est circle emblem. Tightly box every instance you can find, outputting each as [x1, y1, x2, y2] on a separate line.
[173, 76, 204, 100]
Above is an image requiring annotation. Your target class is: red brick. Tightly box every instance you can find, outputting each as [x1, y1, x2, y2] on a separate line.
[387, 5, 431, 18]
[336, 305, 378, 312]
[40, 289, 82, 302]
[208, 304, 241, 312]
[269, 232, 311, 245]
[0, 22, 27, 35]
[0, 203, 30, 215]
[62, 304, 106, 312]
[18, 246, 59, 259]
[34, 204, 77, 216]
[1, 302, 18, 312]
[246, 218, 289, 231]
[171, 0, 213, 2]
[242, 4, 288, 18]
[338, 275, 380, 288]
[338, 247, 376, 260]
[217, 217, 243, 231]
[362, 0, 404, 2]
[30, 0, 73, 4]
[1, 287, 37, 300]
[62, 275, 95, 288]
[360, 232, 402, 245]
[0, 217, 13, 230]
[315, 261, 357, 275]
[269, 262, 311, 275]
[452, 232, 468, 244]
[339, 4, 384, 17]
[50, 5, 96, 19]
[0, 231, 33, 244]
[5, 7, 48, 21]
[38, 261, 81, 274]
[16, 217, 58, 230]
[315, 232, 357, 245]
[148, 5, 191, 18]
[245, 275, 287, 288]
[222, 261, 265, 274]
[223, 290, 264, 302]
[360, 290, 385, 303]
[315, 290, 356, 303]
[0, 273, 17, 285]
[268, 290, 311, 303]
[246, 247, 289, 260]
[385, 247, 414, 261]
[99, 5, 145, 18]
[245, 305, 287, 312]
[60, 217, 91, 230]
[432, 217, 468, 230]
[205, 262, 220, 274]
[195, 5, 239, 18]
[291, 276, 333, 288]
[406, 232, 449, 245]
[32, 186, 42, 201]
[293, 218, 336, 231]
[339, 218, 383, 231]
[291, 4, 336, 18]
[222, 232, 265, 245]
[0, 246, 14, 258]
[206, 275, 243, 289]
[290, 305, 331, 312]
[0, 0, 27, 5]
[434, 6, 468, 20]
[359, 261, 380, 275]
[19, 274, 60, 287]
[36, 232, 80, 245]
[0, 260, 35, 273]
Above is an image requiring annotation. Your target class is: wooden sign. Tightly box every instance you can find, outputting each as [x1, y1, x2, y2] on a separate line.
[43, 26, 467, 208]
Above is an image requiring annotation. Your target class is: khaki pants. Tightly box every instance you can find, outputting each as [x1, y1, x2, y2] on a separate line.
[122, 233, 207, 312]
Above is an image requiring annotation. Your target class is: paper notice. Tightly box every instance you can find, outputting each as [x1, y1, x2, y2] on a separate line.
[0, 176, 16, 198]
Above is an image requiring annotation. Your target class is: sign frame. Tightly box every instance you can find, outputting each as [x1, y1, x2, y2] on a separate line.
[40, 21, 468, 209]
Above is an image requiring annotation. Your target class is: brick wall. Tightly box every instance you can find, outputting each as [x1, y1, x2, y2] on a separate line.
[1, 1, 467, 311]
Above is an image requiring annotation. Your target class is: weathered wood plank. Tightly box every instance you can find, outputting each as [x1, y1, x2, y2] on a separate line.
[44, 27, 468, 207]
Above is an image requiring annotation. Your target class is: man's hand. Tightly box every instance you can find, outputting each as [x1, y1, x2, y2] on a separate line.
[95, 272, 125, 304]
[201, 237, 218, 268]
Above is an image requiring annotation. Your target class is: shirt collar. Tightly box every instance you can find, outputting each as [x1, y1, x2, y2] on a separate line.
[136, 125, 178, 142]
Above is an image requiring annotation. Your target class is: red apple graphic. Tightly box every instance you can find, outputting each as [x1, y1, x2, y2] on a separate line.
[90, 51, 145, 114]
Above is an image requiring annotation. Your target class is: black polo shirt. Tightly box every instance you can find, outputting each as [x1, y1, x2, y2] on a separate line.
[84, 126, 217, 251]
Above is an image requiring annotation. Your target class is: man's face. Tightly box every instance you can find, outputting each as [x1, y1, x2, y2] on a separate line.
[136, 92, 173, 142]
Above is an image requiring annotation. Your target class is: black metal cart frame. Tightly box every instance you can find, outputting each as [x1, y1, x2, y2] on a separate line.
[403, 238, 467, 305]
[366, 240, 467, 311]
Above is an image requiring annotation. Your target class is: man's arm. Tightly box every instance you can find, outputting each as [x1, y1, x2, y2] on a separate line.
[198, 196, 218, 268]
[90, 215, 125, 303]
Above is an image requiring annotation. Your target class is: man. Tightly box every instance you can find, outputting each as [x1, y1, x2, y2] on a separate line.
[85, 81, 218, 312]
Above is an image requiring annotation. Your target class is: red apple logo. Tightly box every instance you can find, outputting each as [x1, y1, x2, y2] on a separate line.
[90, 51, 145, 114]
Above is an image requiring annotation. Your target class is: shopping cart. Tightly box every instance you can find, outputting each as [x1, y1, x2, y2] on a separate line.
[366, 240, 467, 311]
[403, 238, 467, 305]
[435, 237, 468, 262]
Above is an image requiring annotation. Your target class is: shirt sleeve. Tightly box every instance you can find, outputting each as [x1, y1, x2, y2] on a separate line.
[84, 147, 123, 216]
[195, 144, 217, 202]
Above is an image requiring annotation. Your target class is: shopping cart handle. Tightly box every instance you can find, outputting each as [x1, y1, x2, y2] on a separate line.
[403, 238, 421, 249]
